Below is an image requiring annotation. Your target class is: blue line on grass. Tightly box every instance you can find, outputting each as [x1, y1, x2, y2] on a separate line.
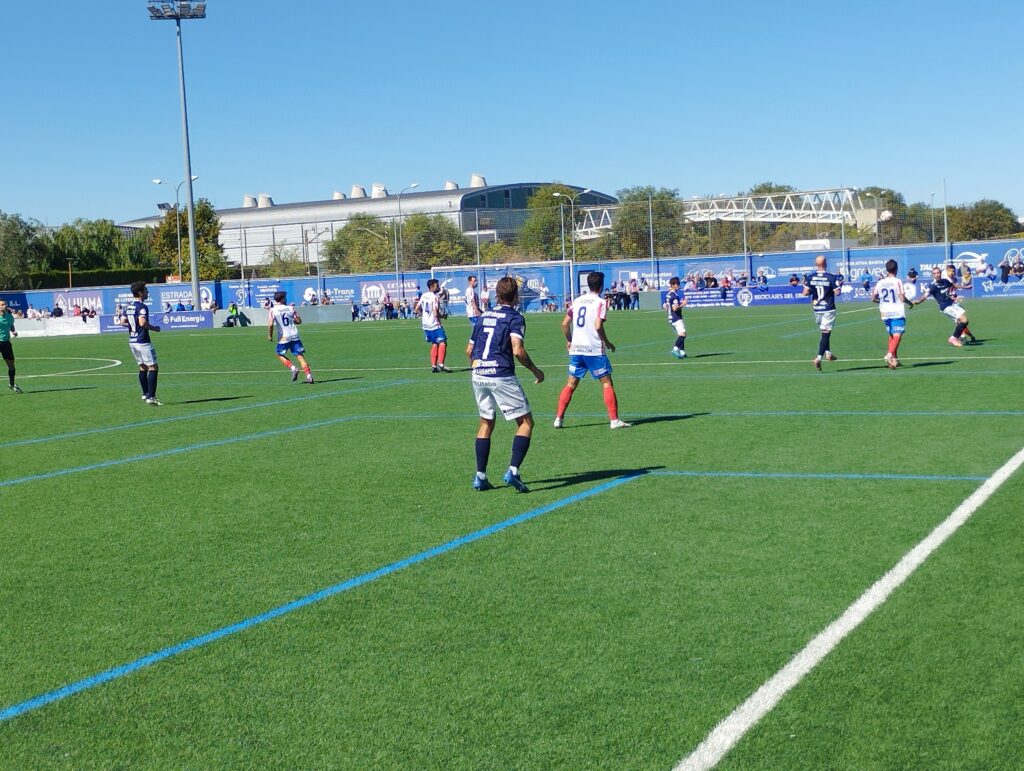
[652, 469, 985, 482]
[0, 471, 649, 723]
[7, 381, 410, 449]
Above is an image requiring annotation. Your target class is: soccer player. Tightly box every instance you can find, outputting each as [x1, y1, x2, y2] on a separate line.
[268, 291, 314, 383]
[664, 276, 688, 359]
[467, 276, 545, 492]
[124, 281, 162, 405]
[871, 259, 908, 369]
[414, 278, 451, 372]
[802, 255, 842, 370]
[554, 271, 630, 430]
[0, 299, 23, 393]
[910, 266, 977, 346]
[465, 274, 482, 328]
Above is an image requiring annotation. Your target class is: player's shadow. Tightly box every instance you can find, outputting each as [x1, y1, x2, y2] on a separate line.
[24, 386, 97, 395]
[313, 377, 362, 384]
[840, 360, 956, 373]
[688, 352, 732, 359]
[530, 465, 664, 490]
[909, 360, 956, 368]
[965, 339, 990, 345]
[559, 413, 705, 429]
[180, 395, 254, 404]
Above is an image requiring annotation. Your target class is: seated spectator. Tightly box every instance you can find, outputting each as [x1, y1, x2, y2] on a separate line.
[860, 270, 872, 290]
[175, 301, 186, 311]
[959, 261, 972, 287]
[1013, 258, 1024, 281]
[321, 293, 332, 305]
[999, 257, 1011, 283]
[72, 304, 82, 316]
[184, 301, 194, 311]
[788, 274, 801, 286]
[705, 272, 718, 289]
[52, 305, 64, 317]
[756, 270, 768, 289]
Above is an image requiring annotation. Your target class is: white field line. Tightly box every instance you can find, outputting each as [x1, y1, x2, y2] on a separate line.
[18, 357, 122, 378]
[675, 443, 1024, 771]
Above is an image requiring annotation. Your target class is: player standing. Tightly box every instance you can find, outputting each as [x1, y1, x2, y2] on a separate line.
[0, 299, 23, 393]
[910, 267, 977, 346]
[802, 255, 842, 370]
[871, 259, 908, 369]
[553, 271, 630, 429]
[664, 276, 688, 359]
[268, 291, 314, 383]
[465, 274, 482, 328]
[467, 276, 545, 492]
[124, 281, 162, 405]
[415, 278, 451, 372]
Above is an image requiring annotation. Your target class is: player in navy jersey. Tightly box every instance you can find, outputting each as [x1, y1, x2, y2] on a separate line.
[802, 255, 842, 370]
[123, 281, 162, 405]
[466, 276, 545, 492]
[910, 266, 977, 346]
[664, 276, 688, 359]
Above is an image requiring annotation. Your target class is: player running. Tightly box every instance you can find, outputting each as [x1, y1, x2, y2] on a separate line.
[554, 271, 630, 430]
[415, 278, 451, 372]
[465, 274, 482, 329]
[466, 276, 545, 493]
[664, 276, 688, 359]
[123, 281, 162, 405]
[0, 299, 23, 393]
[802, 255, 842, 370]
[268, 291, 314, 383]
[910, 266, 977, 347]
[871, 259, 908, 369]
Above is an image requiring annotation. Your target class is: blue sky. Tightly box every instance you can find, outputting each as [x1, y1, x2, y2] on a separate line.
[2, 0, 1021, 225]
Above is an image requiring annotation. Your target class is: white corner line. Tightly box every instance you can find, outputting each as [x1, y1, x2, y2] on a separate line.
[675, 444, 1024, 771]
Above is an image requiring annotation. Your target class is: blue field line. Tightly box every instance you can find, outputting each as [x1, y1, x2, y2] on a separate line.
[778, 315, 879, 339]
[651, 469, 986, 482]
[7, 380, 410, 449]
[0, 471, 648, 724]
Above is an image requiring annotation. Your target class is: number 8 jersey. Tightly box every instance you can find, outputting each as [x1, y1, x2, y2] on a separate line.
[567, 292, 608, 355]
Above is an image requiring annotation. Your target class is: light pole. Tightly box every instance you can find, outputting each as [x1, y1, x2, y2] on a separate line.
[154, 176, 198, 280]
[930, 191, 936, 243]
[148, 1, 205, 309]
[552, 188, 590, 262]
[394, 183, 418, 301]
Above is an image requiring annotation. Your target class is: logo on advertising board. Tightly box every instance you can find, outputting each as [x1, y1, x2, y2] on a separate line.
[735, 288, 754, 307]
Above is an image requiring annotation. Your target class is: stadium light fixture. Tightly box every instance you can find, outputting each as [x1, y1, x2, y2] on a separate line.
[149, 1, 206, 303]
[154, 176, 199, 281]
[157, 202, 174, 211]
[395, 183, 419, 302]
[553, 189, 590, 262]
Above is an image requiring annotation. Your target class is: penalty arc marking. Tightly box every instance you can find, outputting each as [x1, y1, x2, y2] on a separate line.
[18, 357, 123, 379]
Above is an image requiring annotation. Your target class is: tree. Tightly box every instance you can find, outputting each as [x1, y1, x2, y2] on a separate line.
[151, 198, 226, 278]
[612, 186, 686, 259]
[949, 199, 1019, 241]
[519, 184, 576, 259]
[263, 245, 309, 277]
[401, 213, 473, 269]
[0, 212, 44, 289]
[321, 214, 395, 274]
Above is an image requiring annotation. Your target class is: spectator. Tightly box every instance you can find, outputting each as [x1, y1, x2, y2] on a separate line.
[757, 269, 768, 290]
[321, 292, 332, 305]
[628, 278, 639, 309]
[72, 304, 82, 316]
[999, 256, 1011, 283]
[705, 272, 718, 289]
[175, 301, 186, 311]
[959, 261, 972, 287]
[860, 269, 873, 290]
[976, 256, 992, 278]
[226, 302, 241, 327]
[788, 274, 801, 287]
[52, 305, 64, 317]
[185, 301, 194, 311]
[1013, 256, 1024, 281]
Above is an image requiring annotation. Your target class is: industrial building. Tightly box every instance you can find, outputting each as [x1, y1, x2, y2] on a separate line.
[121, 175, 616, 267]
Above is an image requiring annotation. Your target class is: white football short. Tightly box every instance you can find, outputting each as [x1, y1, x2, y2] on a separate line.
[670, 319, 686, 335]
[942, 304, 966, 320]
[814, 310, 837, 331]
[472, 374, 530, 421]
[129, 342, 158, 366]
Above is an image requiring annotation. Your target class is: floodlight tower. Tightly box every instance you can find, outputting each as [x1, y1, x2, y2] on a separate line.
[148, 1, 206, 309]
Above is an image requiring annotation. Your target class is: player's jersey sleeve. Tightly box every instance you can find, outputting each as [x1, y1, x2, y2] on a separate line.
[510, 312, 525, 340]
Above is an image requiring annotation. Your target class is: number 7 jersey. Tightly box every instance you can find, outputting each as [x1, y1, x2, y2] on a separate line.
[469, 304, 526, 377]
[567, 292, 608, 355]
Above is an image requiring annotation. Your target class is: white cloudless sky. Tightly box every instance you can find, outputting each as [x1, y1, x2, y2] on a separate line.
[1, 0, 1021, 225]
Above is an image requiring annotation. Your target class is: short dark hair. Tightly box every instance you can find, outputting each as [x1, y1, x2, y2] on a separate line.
[495, 276, 519, 305]
[669, 276, 680, 287]
[273, 291, 287, 304]
[468, 275, 477, 283]
[130, 281, 147, 298]
[427, 278, 439, 291]
[587, 271, 605, 293]
[885, 259, 898, 275]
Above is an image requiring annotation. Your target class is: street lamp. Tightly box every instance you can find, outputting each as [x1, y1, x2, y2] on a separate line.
[154, 175, 198, 280]
[868, 191, 892, 246]
[395, 183, 418, 301]
[930, 192, 936, 243]
[148, 1, 206, 310]
[552, 188, 590, 261]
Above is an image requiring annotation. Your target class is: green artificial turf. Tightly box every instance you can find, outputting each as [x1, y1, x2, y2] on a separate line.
[1, 299, 1022, 768]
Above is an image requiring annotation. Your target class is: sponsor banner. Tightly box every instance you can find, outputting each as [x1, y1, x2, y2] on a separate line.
[674, 288, 736, 308]
[99, 311, 214, 333]
[733, 285, 807, 307]
[973, 277, 1024, 297]
[432, 264, 568, 312]
[360, 278, 423, 304]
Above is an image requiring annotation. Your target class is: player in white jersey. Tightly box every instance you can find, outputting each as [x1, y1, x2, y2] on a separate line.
[267, 291, 314, 383]
[554, 271, 630, 429]
[871, 259, 909, 369]
[465, 274, 482, 328]
[414, 278, 451, 373]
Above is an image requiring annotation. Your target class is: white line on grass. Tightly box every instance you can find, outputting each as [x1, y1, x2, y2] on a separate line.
[18, 357, 122, 378]
[675, 443, 1024, 771]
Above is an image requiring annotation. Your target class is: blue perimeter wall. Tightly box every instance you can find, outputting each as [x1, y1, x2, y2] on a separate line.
[3, 239, 1023, 316]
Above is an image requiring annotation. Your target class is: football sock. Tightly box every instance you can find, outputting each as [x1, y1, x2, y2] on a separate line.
[964, 325, 975, 338]
[302, 364, 311, 375]
[437, 341, 447, 365]
[675, 335, 686, 350]
[8, 365, 14, 387]
[510, 434, 531, 471]
[953, 322, 967, 339]
[475, 437, 490, 474]
[602, 384, 619, 421]
[556, 385, 575, 419]
[147, 370, 158, 398]
[138, 370, 149, 395]
[280, 358, 293, 370]
[430, 345, 439, 367]
[888, 336, 899, 356]
[818, 332, 831, 357]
